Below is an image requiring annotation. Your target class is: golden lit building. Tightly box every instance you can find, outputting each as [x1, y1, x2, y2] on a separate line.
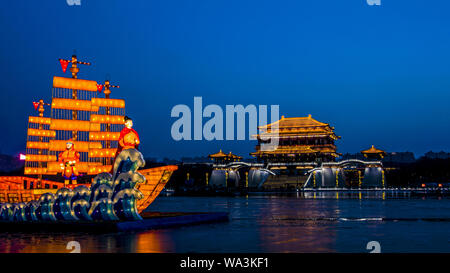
[251, 115, 341, 163]
[361, 145, 386, 160]
[208, 150, 242, 164]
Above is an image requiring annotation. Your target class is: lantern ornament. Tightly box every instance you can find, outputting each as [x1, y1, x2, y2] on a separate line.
[59, 59, 69, 73]
[32, 100, 50, 117]
[58, 55, 91, 79]
[102, 80, 120, 97]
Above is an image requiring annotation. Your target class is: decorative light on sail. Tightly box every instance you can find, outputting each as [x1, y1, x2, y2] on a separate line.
[88, 165, 112, 175]
[90, 114, 125, 124]
[50, 119, 101, 132]
[53, 76, 98, 92]
[29, 117, 52, 125]
[47, 161, 102, 173]
[25, 154, 57, 162]
[91, 98, 125, 108]
[51, 98, 99, 112]
[27, 129, 56, 138]
[27, 142, 50, 149]
[89, 132, 120, 141]
[49, 140, 102, 152]
[89, 148, 117, 158]
[24, 167, 48, 175]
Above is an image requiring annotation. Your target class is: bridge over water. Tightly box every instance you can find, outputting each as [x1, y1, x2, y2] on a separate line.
[210, 159, 385, 189]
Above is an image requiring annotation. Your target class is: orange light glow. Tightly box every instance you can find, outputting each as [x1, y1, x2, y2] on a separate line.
[50, 119, 101, 132]
[90, 114, 125, 124]
[47, 161, 102, 173]
[51, 98, 99, 112]
[24, 167, 48, 175]
[89, 132, 120, 141]
[91, 98, 125, 108]
[27, 141, 50, 149]
[89, 149, 117, 158]
[49, 140, 102, 152]
[27, 129, 56, 138]
[53, 76, 98, 92]
[88, 165, 112, 175]
[25, 154, 57, 162]
[28, 116, 51, 125]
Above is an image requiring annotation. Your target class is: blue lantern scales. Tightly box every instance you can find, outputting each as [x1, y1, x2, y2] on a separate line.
[0, 148, 146, 223]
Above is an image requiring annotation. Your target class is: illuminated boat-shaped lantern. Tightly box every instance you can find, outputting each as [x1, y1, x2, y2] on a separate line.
[0, 55, 177, 217]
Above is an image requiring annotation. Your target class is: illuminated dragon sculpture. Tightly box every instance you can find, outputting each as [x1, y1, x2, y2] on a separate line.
[0, 148, 147, 222]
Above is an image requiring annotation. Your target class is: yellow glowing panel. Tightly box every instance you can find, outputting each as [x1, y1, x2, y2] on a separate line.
[89, 132, 120, 141]
[90, 115, 124, 124]
[50, 119, 101, 132]
[49, 140, 103, 152]
[53, 76, 98, 92]
[91, 98, 125, 108]
[24, 167, 48, 175]
[25, 154, 57, 162]
[51, 98, 99, 112]
[89, 149, 117, 158]
[47, 161, 104, 173]
[46, 162, 60, 172]
[27, 129, 56, 138]
[75, 162, 89, 173]
[27, 142, 50, 149]
[88, 165, 112, 175]
[28, 116, 51, 125]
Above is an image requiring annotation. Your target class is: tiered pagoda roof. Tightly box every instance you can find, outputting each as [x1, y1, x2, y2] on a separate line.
[208, 150, 242, 162]
[255, 115, 340, 140]
[361, 145, 386, 159]
[208, 149, 227, 159]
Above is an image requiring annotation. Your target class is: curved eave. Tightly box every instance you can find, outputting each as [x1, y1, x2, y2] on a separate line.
[257, 115, 330, 130]
[361, 145, 386, 155]
[208, 150, 227, 158]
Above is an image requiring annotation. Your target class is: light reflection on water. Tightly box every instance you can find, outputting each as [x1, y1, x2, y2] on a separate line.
[1, 193, 450, 253]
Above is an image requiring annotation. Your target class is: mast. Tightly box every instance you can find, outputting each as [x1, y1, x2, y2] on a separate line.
[25, 100, 52, 188]
[25, 99, 54, 187]
[36, 100, 47, 188]
[58, 55, 91, 141]
[102, 80, 120, 165]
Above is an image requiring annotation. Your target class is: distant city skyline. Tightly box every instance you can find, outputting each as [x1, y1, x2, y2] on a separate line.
[2, 1, 450, 159]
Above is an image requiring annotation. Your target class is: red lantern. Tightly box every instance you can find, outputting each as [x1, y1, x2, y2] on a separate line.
[96, 84, 104, 92]
[59, 59, 69, 73]
[32, 101, 39, 110]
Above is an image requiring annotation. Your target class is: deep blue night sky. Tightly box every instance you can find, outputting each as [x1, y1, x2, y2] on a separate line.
[1, 0, 450, 159]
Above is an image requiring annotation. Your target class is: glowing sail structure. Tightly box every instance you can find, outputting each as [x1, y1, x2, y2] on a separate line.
[0, 55, 178, 215]
[25, 55, 125, 177]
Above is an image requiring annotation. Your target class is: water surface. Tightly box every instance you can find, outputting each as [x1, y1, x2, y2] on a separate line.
[1, 193, 449, 253]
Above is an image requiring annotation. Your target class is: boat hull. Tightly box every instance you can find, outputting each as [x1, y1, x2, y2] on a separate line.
[136, 165, 178, 212]
[0, 165, 178, 214]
